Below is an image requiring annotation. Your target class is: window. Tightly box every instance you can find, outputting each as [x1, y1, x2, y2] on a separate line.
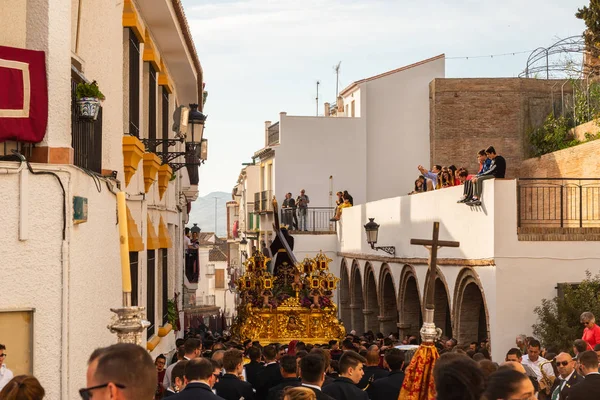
[71, 79, 102, 173]
[215, 269, 225, 289]
[161, 87, 169, 158]
[128, 29, 140, 137]
[148, 65, 157, 151]
[162, 249, 168, 325]
[351, 100, 355, 117]
[129, 252, 139, 306]
[0, 310, 33, 375]
[147, 250, 156, 338]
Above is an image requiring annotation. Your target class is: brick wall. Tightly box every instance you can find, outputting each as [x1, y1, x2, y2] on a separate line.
[520, 139, 600, 177]
[429, 78, 571, 178]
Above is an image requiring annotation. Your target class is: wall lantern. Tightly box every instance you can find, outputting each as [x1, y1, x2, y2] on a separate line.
[363, 218, 395, 256]
[190, 223, 201, 235]
[240, 237, 248, 245]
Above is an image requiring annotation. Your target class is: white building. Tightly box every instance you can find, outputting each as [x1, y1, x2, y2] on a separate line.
[0, 0, 206, 397]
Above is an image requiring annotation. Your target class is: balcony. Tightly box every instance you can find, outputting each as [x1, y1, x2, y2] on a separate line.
[254, 190, 274, 213]
[71, 79, 102, 173]
[267, 122, 279, 146]
[281, 207, 337, 233]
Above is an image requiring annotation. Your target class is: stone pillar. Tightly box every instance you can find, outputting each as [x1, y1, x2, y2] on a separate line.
[378, 314, 398, 336]
[363, 308, 377, 334]
[349, 303, 363, 334]
[26, 0, 73, 163]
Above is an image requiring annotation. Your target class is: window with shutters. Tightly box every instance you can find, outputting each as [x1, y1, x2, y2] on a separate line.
[129, 252, 139, 306]
[147, 250, 156, 338]
[215, 269, 225, 289]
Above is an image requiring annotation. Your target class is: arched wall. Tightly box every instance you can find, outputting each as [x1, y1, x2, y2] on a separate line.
[453, 268, 490, 345]
[398, 265, 422, 338]
[350, 260, 365, 333]
[378, 264, 398, 335]
[423, 269, 453, 338]
[363, 263, 379, 333]
[339, 259, 352, 329]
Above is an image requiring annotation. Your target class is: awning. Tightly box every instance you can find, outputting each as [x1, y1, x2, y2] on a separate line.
[158, 215, 172, 249]
[126, 206, 144, 252]
[147, 214, 160, 250]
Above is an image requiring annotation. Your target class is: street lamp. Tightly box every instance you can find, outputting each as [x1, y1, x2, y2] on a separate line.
[364, 218, 396, 256]
[190, 223, 201, 235]
[240, 237, 248, 245]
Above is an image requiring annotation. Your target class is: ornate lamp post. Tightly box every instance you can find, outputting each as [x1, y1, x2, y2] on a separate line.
[363, 218, 396, 256]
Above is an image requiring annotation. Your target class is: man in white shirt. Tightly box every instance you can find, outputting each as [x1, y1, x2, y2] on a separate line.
[0, 344, 13, 391]
[521, 339, 555, 389]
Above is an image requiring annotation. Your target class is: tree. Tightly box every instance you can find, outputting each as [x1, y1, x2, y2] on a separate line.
[577, 1, 600, 74]
[533, 271, 600, 352]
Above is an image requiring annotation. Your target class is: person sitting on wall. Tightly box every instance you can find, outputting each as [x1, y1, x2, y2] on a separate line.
[457, 149, 490, 203]
[330, 195, 352, 222]
[464, 146, 506, 206]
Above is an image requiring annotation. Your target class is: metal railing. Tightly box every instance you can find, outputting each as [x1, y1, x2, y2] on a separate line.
[254, 191, 274, 212]
[71, 79, 102, 173]
[281, 207, 337, 233]
[267, 122, 279, 146]
[517, 178, 600, 228]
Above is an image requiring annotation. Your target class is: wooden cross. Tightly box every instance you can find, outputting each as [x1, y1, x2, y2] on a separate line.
[410, 222, 460, 310]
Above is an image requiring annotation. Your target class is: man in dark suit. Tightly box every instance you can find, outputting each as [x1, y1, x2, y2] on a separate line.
[169, 358, 224, 400]
[267, 355, 301, 400]
[299, 353, 335, 400]
[245, 346, 264, 389]
[569, 351, 600, 400]
[367, 348, 405, 400]
[549, 352, 583, 400]
[357, 349, 388, 389]
[214, 349, 255, 400]
[255, 345, 283, 400]
[164, 360, 189, 397]
[322, 351, 369, 400]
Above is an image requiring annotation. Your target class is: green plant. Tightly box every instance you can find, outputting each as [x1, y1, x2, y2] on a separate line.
[166, 298, 179, 331]
[533, 271, 600, 352]
[577, 2, 600, 75]
[528, 113, 579, 157]
[76, 80, 105, 101]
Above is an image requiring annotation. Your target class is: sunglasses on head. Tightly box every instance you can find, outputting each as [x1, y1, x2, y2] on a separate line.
[79, 383, 125, 400]
[556, 360, 571, 367]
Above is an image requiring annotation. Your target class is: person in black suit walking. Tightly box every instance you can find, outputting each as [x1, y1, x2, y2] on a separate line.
[357, 349, 388, 389]
[322, 351, 368, 400]
[169, 358, 224, 400]
[245, 346, 264, 389]
[298, 353, 335, 400]
[569, 350, 600, 400]
[267, 355, 301, 400]
[255, 345, 283, 400]
[548, 352, 583, 400]
[214, 349, 255, 400]
[367, 348, 405, 400]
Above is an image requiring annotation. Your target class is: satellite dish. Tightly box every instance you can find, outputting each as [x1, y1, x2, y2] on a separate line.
[172, 105, 189, 138]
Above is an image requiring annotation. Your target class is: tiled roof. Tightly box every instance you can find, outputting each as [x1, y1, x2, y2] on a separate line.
[209, 246, 228, 262]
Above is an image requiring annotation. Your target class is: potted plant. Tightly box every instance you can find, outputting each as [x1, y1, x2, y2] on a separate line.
[75, 80, 105, 120]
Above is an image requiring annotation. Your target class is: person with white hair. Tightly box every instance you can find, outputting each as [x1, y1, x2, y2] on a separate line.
[581, 311, 600, 351]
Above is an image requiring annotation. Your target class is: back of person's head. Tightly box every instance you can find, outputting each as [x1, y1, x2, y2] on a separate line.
[384, 348, 404, 371]
[300, 353, 326, 383]
[222, 348, 243, 372]
[339, 351, 366, 375]
[263, 344, 278, 361]
[296, 350, 308, 359]
[280, 355, 297, 375]
[341, 339, 354, 350]
[573, 339, 588, 354]
[282, 386, 317, 400]
[177, 345, 186, 360]
[171, 360, 188, 388]
[0, 375, 45, 400]
[295, 341, 306, 352]
[247, 346, 261, 361]
[184, 338, 202, 355]
[478, 360, 498, 380]
[309, 348, 330, 369]
[365, 350, 380, 365]
[482, 369, 530, 400]
[477, 149, 486, 156]
[594, 343, 600, 352]
[175, 338, 185, 347]
[88, 343, 156, 400]
[434, 353, 485, 400]
[211, 349, 225, 363]
[472, 352, 485, 362]
[579, 350, 599, 370]
[185, 358, 214, 382]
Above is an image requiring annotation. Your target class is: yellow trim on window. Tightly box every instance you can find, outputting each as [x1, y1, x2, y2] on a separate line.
[158, 323, 173, 337]
[146, 335, 161, 351]
[126, 206, 145, 252]
[122, 0, 145, 43]
[147, 215, 160, 250]
[158, 215, 173, 249]
[143, 31, 162, 72]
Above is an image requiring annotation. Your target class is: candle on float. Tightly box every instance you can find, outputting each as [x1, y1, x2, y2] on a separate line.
[117, 192, 132, 293]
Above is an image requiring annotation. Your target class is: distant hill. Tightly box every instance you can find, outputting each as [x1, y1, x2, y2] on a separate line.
[188, 191, 231, 238]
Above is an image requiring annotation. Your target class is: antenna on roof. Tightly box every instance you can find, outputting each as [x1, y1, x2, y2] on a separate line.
[334, 61, 341, 98]
[316, 80, 320, 116]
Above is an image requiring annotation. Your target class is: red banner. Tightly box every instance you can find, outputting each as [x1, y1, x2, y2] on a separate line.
[0, 45, 48, 143]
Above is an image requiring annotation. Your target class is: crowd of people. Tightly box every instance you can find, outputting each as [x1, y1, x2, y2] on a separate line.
[411, 146, 506, 206]
[2, 310, 600, 399]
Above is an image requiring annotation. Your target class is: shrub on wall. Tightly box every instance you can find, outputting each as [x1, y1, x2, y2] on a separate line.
[533, 271, 600, 352]
[528, 113, 578, 157]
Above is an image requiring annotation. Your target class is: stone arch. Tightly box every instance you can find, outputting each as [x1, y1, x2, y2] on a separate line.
[453, 268, 489, 346]
[423, 269, 453, 339]
[398, 265, 422, 339]
[363, 263, 379, 333]
[378, 264, 398, 336]
[339, 259, 351, 328]
[350, 260, 365, 334]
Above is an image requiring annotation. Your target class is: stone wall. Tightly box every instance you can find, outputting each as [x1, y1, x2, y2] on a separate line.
[429, 78, 571, 178]
[520, 139, 600, 177]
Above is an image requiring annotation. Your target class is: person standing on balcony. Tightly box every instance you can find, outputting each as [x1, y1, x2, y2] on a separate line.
[581, 312, 600, 350]
[296, 190, 310, 231]
[282, 193, 298, 230]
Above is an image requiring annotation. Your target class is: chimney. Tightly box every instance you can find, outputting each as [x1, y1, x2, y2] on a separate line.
[324, 102, 330, 117]
[337, 96, 344, 115]
[264, 120, 271, 146]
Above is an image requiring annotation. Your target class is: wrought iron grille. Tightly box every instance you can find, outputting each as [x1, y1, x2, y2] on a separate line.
[148, 65, 157, 152]
[128, 29, 141, 137]
[129, 252, 139, 306]
[162, 249, 168, 326]
[147, 250, 156, 338]
[71, 79, 102, 173]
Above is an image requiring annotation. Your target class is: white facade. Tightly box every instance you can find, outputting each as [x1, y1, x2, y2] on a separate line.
[335, 180, 600, 362]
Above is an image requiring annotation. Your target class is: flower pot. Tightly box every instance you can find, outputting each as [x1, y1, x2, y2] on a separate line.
[77, 97, 101, 120]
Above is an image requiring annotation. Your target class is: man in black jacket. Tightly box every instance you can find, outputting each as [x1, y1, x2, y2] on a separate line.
[255, 345, 283, 400]
[169, 358, 223, 400]
[569, 351, 600, 400]
[214, 349, 255, 400]
[245, 346, 264, 389]
[466, 145, 507, 206]
[548, 352, 583, 400]
[357, 349, 388, 389]
[322, 351, 368, 400]
[267, 355, 301, 400]
[299, 353, 335, 400]
[367, 348, 405, 400]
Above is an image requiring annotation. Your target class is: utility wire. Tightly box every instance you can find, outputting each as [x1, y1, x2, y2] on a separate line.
[446, 49, 534, 60]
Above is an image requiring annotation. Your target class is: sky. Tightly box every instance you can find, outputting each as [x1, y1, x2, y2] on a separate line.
[182, 0, 586, 196]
